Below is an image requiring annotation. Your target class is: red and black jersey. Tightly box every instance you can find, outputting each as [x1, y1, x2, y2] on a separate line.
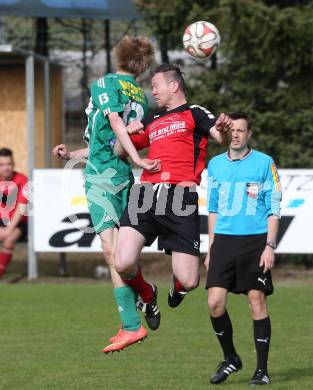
[131, 103, 215, 185]
[0, 172, 28, 224]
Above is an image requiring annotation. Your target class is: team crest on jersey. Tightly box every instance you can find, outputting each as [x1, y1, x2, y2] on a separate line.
[246, 182, 260, 198]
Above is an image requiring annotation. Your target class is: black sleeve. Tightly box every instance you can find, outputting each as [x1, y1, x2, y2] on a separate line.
[141, 110, 157, 127]
[190, 105, 216, 137]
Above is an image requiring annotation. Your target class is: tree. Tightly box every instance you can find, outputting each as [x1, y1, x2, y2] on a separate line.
[264, 0, 311, 6]
[187, 0, 313, 167]
[135, 0, 217, 63]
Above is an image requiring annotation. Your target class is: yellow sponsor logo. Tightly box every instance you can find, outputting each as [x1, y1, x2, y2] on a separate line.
[119, 80, 145, 103]
[70, 196, 87, 206]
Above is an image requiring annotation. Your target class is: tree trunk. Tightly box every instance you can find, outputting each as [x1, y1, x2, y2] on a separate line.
[81, 19, 89, 107]
[211, 53, 217, 70]
[160, 38, 169, 63]
[104, 20, 111, 73]
[35, 17, 48, 57]
[0, 17, 6, 44]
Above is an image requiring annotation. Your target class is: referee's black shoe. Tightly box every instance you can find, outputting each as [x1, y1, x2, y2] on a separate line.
[249, 370, 271, 385]
[137, 284, 161, 331]
[210, 355, 243, 384]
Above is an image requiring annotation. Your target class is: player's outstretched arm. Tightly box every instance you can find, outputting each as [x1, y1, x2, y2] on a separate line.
[210, 113, 233, 145]
[109, 112, 160, 172]
[52, 144, 89, 160]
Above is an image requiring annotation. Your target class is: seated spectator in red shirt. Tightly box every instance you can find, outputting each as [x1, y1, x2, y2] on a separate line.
[0, 148, 28, 278]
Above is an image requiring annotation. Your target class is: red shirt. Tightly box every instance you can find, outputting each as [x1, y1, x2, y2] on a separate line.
[131, 104, 215, 185]
[0, 172, 28, 224]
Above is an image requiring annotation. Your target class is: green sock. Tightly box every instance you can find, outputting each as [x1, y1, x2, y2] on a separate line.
[114, 286, 141, 331]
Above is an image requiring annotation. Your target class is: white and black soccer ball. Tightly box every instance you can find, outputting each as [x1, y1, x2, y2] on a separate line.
[182, 21, 221, 59]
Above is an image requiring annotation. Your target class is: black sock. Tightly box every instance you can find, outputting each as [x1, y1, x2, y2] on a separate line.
[253, 317, 271, 372]
[211, 311, 237, 359]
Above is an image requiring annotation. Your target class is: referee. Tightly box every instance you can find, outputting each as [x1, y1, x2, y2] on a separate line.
[204, 112, 282, 385]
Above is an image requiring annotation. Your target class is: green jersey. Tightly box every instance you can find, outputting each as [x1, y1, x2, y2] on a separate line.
[84, 73, 148, 177]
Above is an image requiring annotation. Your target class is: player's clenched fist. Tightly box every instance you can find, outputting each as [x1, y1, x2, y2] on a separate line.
[215, 113, 233, 134]
[126, 121, 144, 135]
[52, 144, 70, 160]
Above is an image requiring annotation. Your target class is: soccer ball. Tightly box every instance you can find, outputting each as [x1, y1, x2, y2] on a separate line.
[182, 21, 221, 59]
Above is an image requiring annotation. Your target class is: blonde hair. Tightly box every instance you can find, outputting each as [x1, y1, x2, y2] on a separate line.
[114, 35, 154, 77]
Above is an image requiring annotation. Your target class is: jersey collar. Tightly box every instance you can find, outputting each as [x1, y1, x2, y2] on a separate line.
[153, 103, 189, 119]
[226, 148, 253, 162]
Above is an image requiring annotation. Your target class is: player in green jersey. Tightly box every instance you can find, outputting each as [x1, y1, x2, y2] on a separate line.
[53, 36, 159, 353]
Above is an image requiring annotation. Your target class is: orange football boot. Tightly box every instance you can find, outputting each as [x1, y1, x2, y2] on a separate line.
[109, 326, 122, 343]
[102, 325, 148, 354]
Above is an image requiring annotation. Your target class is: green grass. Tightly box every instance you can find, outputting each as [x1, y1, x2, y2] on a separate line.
[0, 282, 313, 389]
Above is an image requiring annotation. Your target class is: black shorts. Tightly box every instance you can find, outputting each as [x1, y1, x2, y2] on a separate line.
[120, 183, 200, 256]
[0, 220, 28, 241]
[206, 233, 273, 295]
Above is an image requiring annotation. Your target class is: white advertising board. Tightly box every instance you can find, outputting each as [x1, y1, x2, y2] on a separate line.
[33, 169, 313, 254]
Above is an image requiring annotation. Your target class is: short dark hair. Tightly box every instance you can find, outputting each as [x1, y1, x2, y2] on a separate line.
[227, 111, 252, 130]
[151, 64, 186, 93]
[0, 148, 13, 157]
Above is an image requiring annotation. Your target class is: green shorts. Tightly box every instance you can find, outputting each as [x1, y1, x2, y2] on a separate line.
[85, 172, 133, 234]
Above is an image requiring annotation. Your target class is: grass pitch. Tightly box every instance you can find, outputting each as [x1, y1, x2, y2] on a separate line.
[0, 281, 313, 389]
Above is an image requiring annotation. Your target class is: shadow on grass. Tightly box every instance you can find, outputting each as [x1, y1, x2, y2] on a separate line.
[275, 366, 313, 381]
[233, 366, 313, 385]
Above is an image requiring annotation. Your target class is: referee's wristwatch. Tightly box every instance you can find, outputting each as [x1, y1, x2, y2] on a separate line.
[266, 241, 277, 249]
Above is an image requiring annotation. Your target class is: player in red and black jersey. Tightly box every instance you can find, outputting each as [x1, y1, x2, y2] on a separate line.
[131, 103, 216, 185]
[114, 64, 233, 330]
[0, 148, 28, 278]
